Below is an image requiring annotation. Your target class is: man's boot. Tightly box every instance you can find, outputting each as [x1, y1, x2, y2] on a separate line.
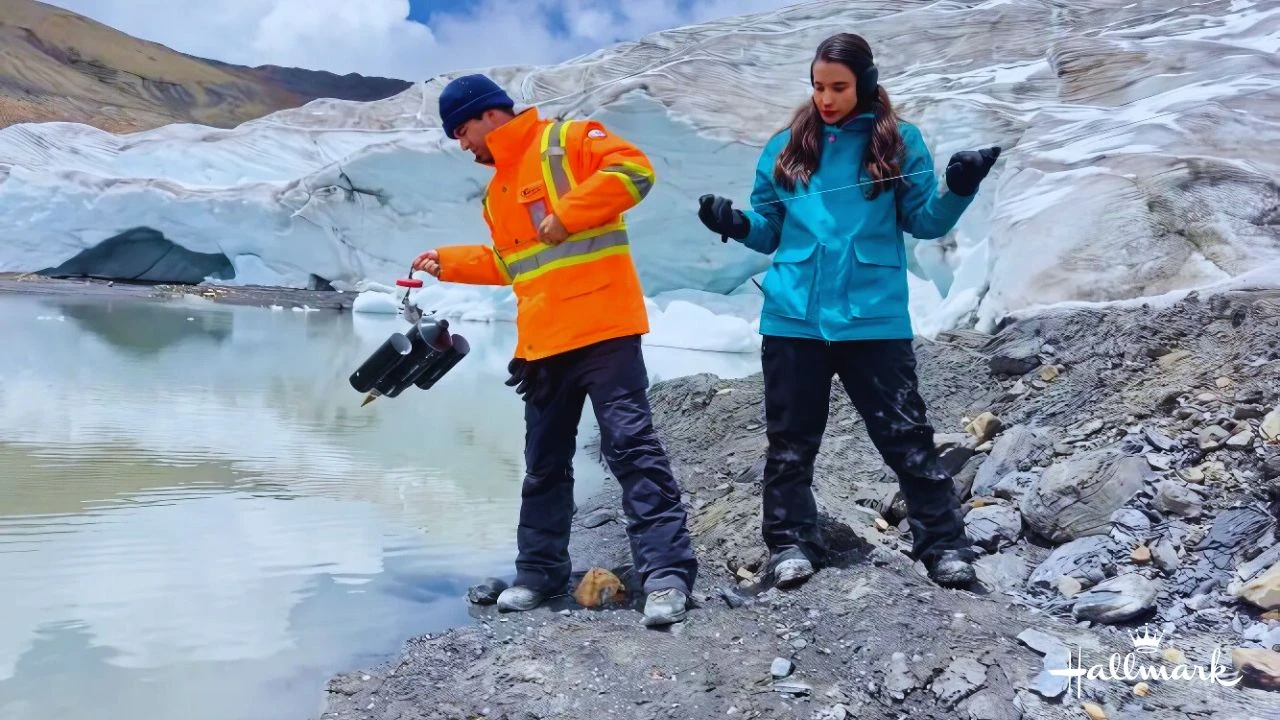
[642, 588, 687, 626]
[497, 586, 546, 612]
[923, 548, 976, 588]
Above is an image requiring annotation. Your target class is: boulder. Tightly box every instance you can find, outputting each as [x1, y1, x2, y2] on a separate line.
[965, 504, 1023, 552]
[1029, 536, 1119, 590]
[1020, 450, 1148, 544]
[1071, 573, 1159, 624]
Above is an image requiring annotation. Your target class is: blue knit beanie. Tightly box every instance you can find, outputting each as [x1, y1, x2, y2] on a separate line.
[438, 74, 515, 139]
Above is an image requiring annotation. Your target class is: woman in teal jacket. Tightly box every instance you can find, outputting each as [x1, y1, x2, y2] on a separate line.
[697, 32, 999, 589]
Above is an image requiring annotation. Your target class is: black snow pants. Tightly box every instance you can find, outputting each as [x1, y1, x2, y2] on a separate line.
[760, 335, 969, 566]
[513, 334, 698, 596]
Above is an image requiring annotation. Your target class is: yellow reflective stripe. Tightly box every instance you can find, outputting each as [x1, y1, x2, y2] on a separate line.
[505, 229, 629, 279]
[512, 244, 631, 284]
[600, 160, 654, 203]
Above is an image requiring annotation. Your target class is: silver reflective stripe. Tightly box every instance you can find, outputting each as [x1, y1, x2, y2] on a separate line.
[602, 163, 653, 199]
[526, 198, 547, 228]
[543, 121, 573, 199]
[505, 229, 629, 279]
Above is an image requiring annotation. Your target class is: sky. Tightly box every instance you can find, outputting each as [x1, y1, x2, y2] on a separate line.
[45, 0, 802, 81]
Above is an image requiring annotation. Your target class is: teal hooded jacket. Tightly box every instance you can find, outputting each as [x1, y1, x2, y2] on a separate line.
[739, 113, 975, 341]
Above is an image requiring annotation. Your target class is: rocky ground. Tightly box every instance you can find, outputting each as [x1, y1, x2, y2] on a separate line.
[318, 286, 1280, 720]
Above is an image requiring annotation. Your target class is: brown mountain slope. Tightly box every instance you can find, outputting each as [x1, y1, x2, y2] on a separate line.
[0, 0, 412, 132]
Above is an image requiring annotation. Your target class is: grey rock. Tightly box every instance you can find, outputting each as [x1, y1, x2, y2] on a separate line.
[1028, 536, 1119, 590]
[953, 454, 985, 501]
[1264, 455, 1280, 481]
[987, 337, 1043, 376]
[931, 657, 987, 707]
[960, 690, 1024, 720]
[1199, 426, 1230, 451]
[1144, 427, 1178, 452]
[1226, 429, 1255, 450]
[467, 577, 509, 605]
[1236, 387, 1265, 404]
[990, 472, 1038, 503]
[1145, 453, 1173, 471]
[771, 657, 794, 679]
[974, 551, 1031, 595]
[1071, 573, 1159, 623]
[972, 426, 1053, 498]
[1234, 405, 1266, 420]
[1110, 508, 1152, 545]
[1017, 629, 1071, 699]
[1152, 537, 1180, 573]
[773, 680, 812, 696]
[965, 504, 1023, 552]
[884, 652, 919, 696]
[1184, 593, 1217, 611]
[1020, 450, 1148, 544]
[578, 509, 617, 528]
[1154, 480, 1204, 519]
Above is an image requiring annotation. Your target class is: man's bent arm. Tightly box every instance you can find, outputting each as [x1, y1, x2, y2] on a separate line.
[555, 120, 656, 235]
[436, 244, 512, 285]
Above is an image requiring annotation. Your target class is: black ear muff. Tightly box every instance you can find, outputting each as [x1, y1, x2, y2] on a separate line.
[858, 64, 879, 106]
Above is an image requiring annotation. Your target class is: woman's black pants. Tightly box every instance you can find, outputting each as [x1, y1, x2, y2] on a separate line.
[760, 335, 969, 566]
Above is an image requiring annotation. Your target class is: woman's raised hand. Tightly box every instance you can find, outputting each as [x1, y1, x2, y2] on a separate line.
[945, 146, 1001, 196]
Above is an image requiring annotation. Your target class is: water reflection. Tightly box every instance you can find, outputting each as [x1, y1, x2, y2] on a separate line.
[0, 293, 760, 720]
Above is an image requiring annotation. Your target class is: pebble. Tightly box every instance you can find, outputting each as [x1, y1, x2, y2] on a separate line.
[1152, 538, 1180, 573]
[1154, 480, 1203, 518]
[1131, 545, 1152, 564]
[1083, 701, 1107, 720]
[1226, 428, 1255, 449]
[1198, 426, 1229, 450]
[771, 657, 794, 679]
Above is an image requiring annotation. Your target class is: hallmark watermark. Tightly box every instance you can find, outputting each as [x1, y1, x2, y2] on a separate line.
[1048, 625, 1242, 697]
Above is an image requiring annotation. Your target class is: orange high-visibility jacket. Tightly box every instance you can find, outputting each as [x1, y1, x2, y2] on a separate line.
[436, 107, 656, 361]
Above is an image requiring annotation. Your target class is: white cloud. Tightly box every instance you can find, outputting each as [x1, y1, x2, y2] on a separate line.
[43, 0, 802, 81]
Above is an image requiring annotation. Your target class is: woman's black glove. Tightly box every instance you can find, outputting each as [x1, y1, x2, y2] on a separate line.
[698, 194, 751, 242]
[945, 146, 1001, 196]
[505, 358, 551, 404]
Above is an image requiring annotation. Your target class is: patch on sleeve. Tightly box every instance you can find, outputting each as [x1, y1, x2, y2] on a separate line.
[587, 128, 607, 139]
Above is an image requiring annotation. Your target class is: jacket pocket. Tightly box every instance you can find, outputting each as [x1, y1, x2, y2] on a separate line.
[851, 233, 903, 267]
[844, 233, 907, 319]
[761, 239, 817, 320]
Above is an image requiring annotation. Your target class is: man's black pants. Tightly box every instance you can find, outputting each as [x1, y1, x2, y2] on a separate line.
[514, 335, 698, 596]
[760, 335, 968, 566]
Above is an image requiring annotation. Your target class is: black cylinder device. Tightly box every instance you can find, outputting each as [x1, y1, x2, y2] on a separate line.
[348, 300, 471, 404]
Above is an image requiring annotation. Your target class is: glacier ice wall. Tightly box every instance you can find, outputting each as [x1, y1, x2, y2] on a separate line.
[1, 0, 1277, 337]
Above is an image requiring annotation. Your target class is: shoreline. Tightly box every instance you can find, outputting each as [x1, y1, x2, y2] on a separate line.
[0, 273, 357, 311]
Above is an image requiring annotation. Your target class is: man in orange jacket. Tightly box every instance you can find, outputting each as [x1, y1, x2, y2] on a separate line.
[413, 74, 697, 626]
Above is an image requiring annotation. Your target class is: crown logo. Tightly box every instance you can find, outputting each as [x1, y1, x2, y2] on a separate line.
[1128, 626, 1165, 654]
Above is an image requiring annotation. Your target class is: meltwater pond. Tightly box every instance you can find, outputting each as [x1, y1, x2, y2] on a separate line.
[0, 293, 760, 720]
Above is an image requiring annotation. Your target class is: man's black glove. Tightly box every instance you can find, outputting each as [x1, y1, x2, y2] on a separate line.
[945, 146, 1001, 196]
[505, 358, 551, 404]
[697, 194, 751, 242]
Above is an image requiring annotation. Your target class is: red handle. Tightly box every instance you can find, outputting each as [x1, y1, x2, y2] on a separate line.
[396, 278, 423, 288]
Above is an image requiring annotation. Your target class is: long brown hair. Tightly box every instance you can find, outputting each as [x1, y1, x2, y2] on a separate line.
[773, 33, 904, 199]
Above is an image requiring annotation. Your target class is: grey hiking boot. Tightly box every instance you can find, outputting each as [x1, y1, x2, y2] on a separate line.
[924, 549, 976, 588]
[497, 586, 545, 612]
[774, 557, 815, 589]
[642, 589, 688, 626]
